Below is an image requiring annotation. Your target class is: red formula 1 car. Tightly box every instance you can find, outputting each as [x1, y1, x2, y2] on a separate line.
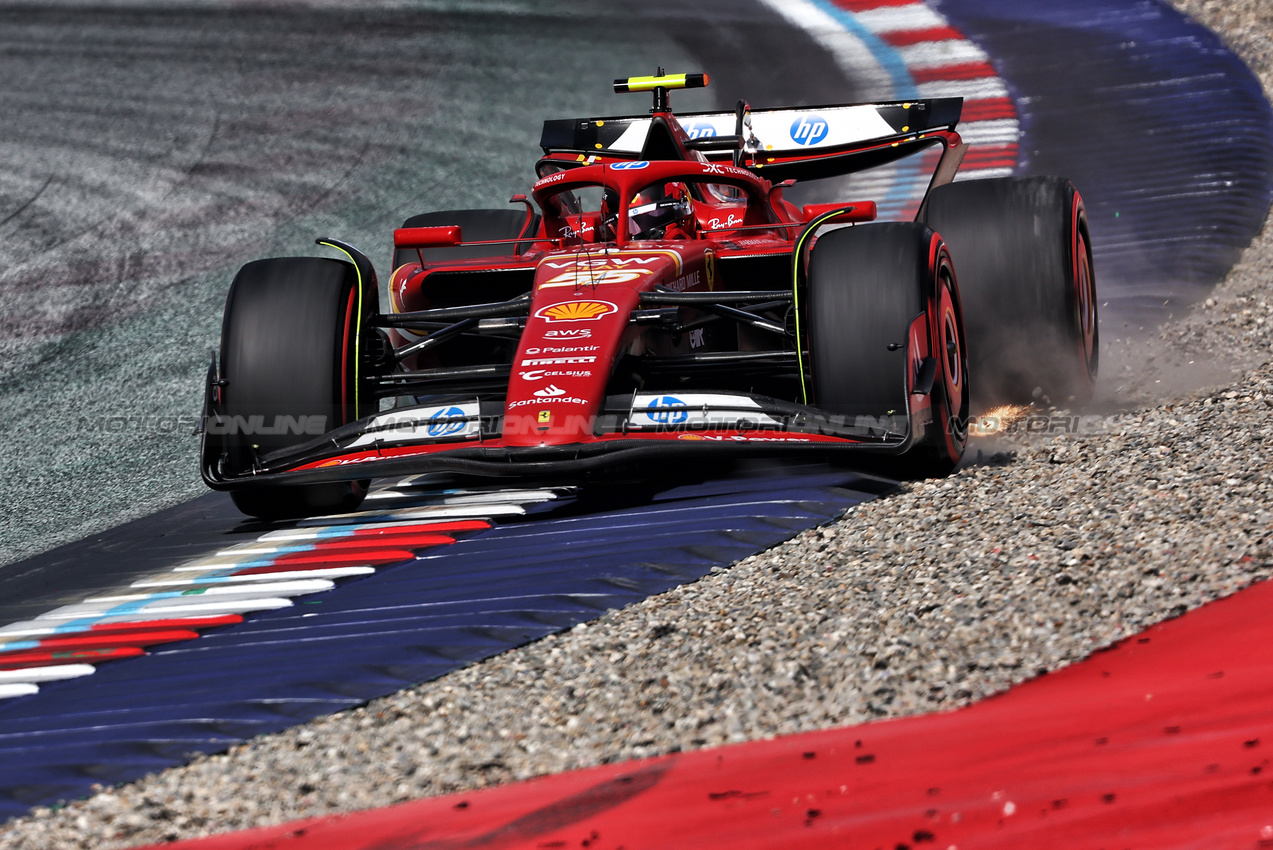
[202, 72, 1098, 519]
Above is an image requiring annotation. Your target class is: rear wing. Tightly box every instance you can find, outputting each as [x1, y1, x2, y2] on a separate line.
[539, 98, 964, 182]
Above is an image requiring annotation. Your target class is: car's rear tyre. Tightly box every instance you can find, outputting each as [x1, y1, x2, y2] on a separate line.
[924, 176, 1097, 407]
[219, 257, 369, 520]
[807, 222, 968, 478]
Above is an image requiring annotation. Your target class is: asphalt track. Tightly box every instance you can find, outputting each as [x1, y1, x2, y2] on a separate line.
[0, 0, 1270, 833]
[0, 0, 879, 815]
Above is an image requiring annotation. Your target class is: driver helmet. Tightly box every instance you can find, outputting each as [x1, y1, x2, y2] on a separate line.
[628, 182, 693, 239]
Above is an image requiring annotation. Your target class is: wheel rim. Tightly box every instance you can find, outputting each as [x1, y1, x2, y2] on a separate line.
[937, 265, 967, 450]
[1074, 227, 1098, 379]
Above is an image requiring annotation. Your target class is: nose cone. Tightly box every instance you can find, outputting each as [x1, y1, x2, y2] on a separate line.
[502, 249, 688, 446]
[501, 283, 639, 446]
[502, 293, 634, 446]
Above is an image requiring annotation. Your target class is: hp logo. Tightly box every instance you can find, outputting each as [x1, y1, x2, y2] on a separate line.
[789, 115, 829, 146]
[647, 396, 689, 424]
[426, 406, 466, 437]
[685, 123, 718, 140]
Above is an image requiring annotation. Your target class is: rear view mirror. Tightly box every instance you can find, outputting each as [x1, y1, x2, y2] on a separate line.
[393, 226, 462, 249]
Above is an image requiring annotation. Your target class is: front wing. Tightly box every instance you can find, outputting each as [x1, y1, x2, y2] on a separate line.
[201, 391, 925, 489]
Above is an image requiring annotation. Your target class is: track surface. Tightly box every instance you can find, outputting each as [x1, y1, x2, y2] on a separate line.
[0, 466, 886, 818]
[135, 577, 1273, 849]
[0, 0, 1269, 831]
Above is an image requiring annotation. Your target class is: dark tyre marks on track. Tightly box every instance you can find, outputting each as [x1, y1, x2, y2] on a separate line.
[0, 3, 719, 567]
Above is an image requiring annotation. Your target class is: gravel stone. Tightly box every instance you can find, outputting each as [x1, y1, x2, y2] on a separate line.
[3, 1, 1272, 847]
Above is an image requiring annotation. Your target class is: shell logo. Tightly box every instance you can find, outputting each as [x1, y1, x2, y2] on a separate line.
[535, 300, 618, 322]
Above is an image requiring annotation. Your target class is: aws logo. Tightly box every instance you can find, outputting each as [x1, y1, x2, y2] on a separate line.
[789, 115, 829, 146]
[535, 300, 617, 322]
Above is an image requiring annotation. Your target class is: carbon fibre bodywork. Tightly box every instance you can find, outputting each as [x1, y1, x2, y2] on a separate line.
[202, 79, 980, 496]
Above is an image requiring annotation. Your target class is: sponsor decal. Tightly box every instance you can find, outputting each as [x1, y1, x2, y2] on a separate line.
[522, 355, 597, 366]
[644, 395, 689, 425]
[685, 123, 718, 140]
[707, 213, 744, 230]
[425, 406, 467, 438]
[544, 328, 592, 339]
[689, 328, 705, 349]
[701, 162, 748, 178]
[790, 115, 829, 146]
[610, 160, 649, 170]
[535, 301, 617, 322]
[524, 345, 600, 355]
[344, 403, 481, 448]
[319, 455, 381, 467]
[560, 220, 594, 240]
[507, 395, 587, 408]
[535, 171, 568, 187]
[543, 257, 661, 270]
[534, 384, 567, 397]
[536, 410, 552, 431]
[540, 257, 664, 289]
[542, 268, 653, 287]
[667, 269, 701, 292]
[630, 393, 780, 430]
[522, 369, 591, 381]
[704, 251, 716, 290]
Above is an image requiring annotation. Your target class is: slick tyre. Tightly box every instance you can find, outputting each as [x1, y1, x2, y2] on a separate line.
[219, 257, 369, 520]
[924, 176, 1097, 407]
[807, 222, 968, 478]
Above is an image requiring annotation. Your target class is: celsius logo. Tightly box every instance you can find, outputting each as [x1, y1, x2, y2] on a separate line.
[646, 395, 689, 424]
[611, 160, 649, 170]
[425, 406, 466, 437]
[685, 123, 717, 140]
[789, 115, 829, 146]
[534, 384, 566, 397]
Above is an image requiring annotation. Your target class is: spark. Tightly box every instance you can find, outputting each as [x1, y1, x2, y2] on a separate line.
[970, 404, 1030, 436]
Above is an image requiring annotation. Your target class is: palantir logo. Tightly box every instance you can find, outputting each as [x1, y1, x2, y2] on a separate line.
[426, 406, 466, 437]
[789, 114, 829, 146]
[647, 396, 689, 425]
[685, 123, 717, 140]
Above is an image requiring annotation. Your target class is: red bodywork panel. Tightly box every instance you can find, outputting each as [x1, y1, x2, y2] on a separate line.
[382, 159, 850, 455]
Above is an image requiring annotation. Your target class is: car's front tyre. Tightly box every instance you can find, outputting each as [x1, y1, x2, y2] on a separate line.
[218, 257, 369, 520]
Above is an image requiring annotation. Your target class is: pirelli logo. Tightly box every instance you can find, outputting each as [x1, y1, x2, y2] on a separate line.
[521, 356, 597, 366]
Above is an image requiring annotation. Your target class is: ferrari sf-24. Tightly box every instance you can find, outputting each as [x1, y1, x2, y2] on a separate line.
[201, 72, 1098, 519]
